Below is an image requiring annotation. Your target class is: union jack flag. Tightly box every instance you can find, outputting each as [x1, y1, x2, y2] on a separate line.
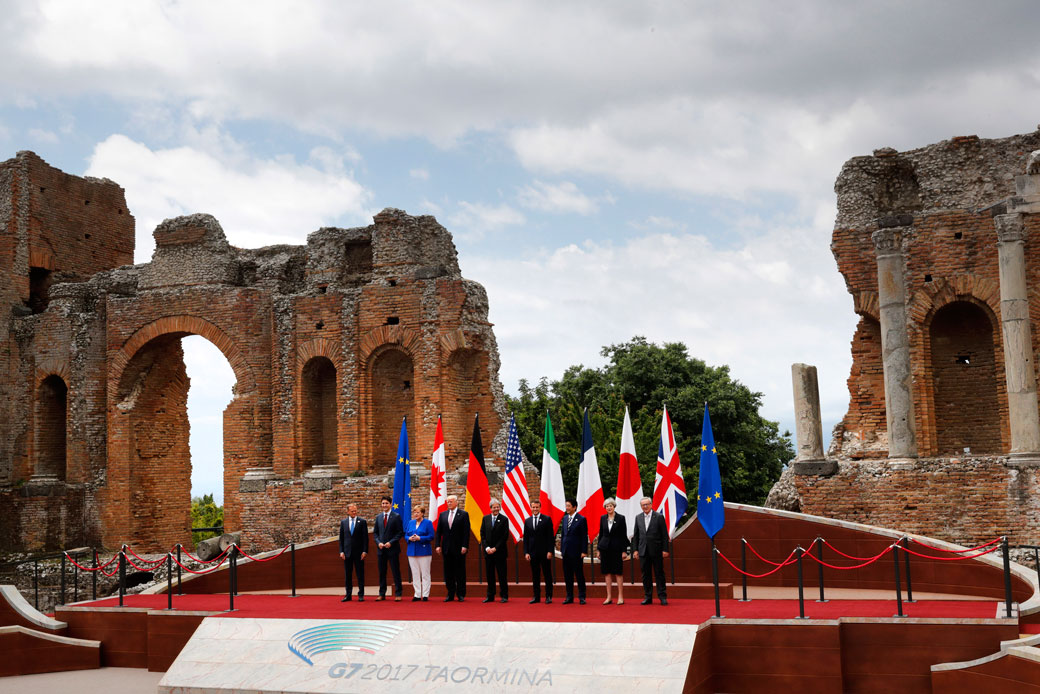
[652, 405, 689, 539]
[502, 415, 531, 543]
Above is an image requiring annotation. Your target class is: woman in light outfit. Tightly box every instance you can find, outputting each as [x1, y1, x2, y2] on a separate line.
[406, 506, 435, 601]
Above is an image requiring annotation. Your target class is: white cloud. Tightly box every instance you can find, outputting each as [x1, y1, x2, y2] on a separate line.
[516, 180, 599, 215]
[85, 134, 372, 261]
[448, 201, 525, 239]
[468, 213, 855, 436]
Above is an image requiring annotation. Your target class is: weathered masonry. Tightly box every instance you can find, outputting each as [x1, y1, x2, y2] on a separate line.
[770, 129, 1040, 546]
[0, 151, 511, 552]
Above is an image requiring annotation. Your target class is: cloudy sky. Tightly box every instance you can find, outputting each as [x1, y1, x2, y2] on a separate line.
[4, 1, 1039, 502]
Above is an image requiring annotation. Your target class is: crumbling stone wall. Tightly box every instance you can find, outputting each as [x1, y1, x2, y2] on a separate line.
[777, 128, 1040, 546]
[0, 151, 525, 553]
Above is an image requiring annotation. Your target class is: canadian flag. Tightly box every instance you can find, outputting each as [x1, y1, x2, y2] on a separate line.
[576, 408, 605, 540]
[615, 406, 644, 539]
[428, 416, 448, 530]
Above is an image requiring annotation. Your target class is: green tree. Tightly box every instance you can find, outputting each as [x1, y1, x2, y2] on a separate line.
[508, 337, 793, 515]
[190, 494, 224, 542]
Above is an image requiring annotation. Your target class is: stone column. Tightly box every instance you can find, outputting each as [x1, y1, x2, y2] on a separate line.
[995, 212, 1040, 466]
[791, 363, 836, 475]
[872, 223, 917, 461]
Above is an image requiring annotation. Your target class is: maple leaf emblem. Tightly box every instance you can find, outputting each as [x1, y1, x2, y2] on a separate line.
[430, 464, 445, 494]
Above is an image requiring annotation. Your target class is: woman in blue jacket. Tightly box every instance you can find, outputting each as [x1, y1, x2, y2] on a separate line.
[406, 505, 435, 601]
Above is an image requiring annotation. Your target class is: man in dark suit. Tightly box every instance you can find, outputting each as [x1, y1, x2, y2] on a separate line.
[558, 498, 588, 604]
[632, 496, 670, 605]
[435, 494, 470, 601]
[338, 503, 369, 601]
[523, 500, 554, 604]
[374, 496, 404, 601]
[480, 498, 510, 603]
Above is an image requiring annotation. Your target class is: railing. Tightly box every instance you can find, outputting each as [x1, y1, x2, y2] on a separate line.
[713, 535, 1013, 620]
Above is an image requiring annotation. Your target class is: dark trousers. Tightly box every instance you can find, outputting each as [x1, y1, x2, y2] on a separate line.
[484, 551, 508, 599]
[378, 552, 402, 597]
[344, 556, 365, 598]
[443, 551, 467, 598]
[561, 553, 586, 600]
[640, 552, 667, 600]
[529, 554, 553, 600]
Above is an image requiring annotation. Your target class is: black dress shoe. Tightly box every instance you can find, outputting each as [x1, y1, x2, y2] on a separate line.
[579, 598, 586, 605]
[412, 597, 420, 602]
[341, 596, 351, 602]
[501, 598, 508, 603]
[529, 598, 540, 604]
[482, 597, 493, 603]
[444, 597, 454, 602]
[545, 597, 552, 604]
[357, 596, 364, 602]
[641, 598, 652, 605]
[659, 597, 668, 605]
[561, 598, 573, 605]
[422, 597, 428, 601]
[457, 597, 465, 602]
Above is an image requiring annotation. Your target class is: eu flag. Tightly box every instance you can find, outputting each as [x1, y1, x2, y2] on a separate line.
[696, 404, 724, 538]
[392, 417, 411, 521]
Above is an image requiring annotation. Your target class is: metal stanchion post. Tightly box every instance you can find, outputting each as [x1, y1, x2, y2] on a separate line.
[902, 537, 914, 602]
[92, 549, 98, 601]
[1003, 536, 1014, 619]
[711, 539, 723, 618]
[60, 552, 66, 606]
[515, 543, 520, 584]
[739, 539, 750, 602]
[118, 549, 126, 607]
[670, 540, 675, 585]
[176, 544, 183, 595]
[73, 553, 79, 603]
[1033, 547, 1040, 585]
[33, 561, 39, 610]
[795, 546, 807, 619]
[167, 554, 173, 610]
[893, 544, 904, 617]
[290, 543, 297, 598]
[589, 541, 594, 585]
[816, 539, 827, 603]
[229, 546, 236, 612]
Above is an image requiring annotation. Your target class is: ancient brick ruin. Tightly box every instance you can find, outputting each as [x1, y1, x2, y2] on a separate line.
[771, 128, 1040, 546]
[0, 151, 521, 552]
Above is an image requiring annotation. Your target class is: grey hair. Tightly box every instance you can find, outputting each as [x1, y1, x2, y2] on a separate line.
[603, 498, 617, 508]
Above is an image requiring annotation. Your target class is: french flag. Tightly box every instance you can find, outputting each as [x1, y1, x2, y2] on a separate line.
[576, 408, 605, 540]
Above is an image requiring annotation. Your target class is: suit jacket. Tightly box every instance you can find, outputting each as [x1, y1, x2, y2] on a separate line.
[559, 513, 588, 557]
[374, 511, 404, 555]
[523, 514, 555, 557]
[338, 516, 369, 558]
[597, 514, 629, 554]
[435, 508, 471, 554]
[480, 514, 509, 553]
[632, 510, 669, 556]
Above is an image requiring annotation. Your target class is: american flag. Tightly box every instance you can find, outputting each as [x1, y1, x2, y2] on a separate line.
[502, 414, 531, 543]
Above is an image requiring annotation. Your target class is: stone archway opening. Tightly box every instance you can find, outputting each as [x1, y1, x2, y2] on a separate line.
[113, 332, 236, 550]
[929, 300, 1001, 455]
[301, 356, 338, 469]
[34, 375, 68, 481]
[369, 348, 415, 469]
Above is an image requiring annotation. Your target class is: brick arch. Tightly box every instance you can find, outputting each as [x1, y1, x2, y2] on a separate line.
[359, 325, 422, 362]
[439, 328, 472, 356]
[108, 315, 256, 400]
[34, 358, 69, 387]
[907, 275, 1001, 328]
[852, 291, 880, 321]
[296, 337, 342, 370]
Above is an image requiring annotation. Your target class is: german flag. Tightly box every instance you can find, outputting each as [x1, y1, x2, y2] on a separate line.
[464, 414, 491, 542]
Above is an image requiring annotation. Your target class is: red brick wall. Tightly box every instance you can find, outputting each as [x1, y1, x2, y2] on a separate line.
[301, 357, 338, 468]
[34, 375, 68, 480]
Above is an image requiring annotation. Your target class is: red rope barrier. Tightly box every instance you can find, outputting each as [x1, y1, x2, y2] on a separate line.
[742, 537, 817, 566]
[124, 555, 164, 572]
[126, 546, 167, 566]
[908, 537, 1001, 554]
[234, 544, 289, 563]
[177, 546, 231, 564]
[171, 553, 229, 575]
[803, 544, 894, 570]
[821, 538, 890, 562]
[717, 547, 799, 578]
[899, 544, 1001, 562]
[64, 552, 119, 572]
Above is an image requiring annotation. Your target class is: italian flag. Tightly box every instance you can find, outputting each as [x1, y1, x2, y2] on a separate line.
[539, 411, 566, 527]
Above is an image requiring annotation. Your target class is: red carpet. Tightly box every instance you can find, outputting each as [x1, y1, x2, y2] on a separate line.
[84, 593, 1000, 624]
